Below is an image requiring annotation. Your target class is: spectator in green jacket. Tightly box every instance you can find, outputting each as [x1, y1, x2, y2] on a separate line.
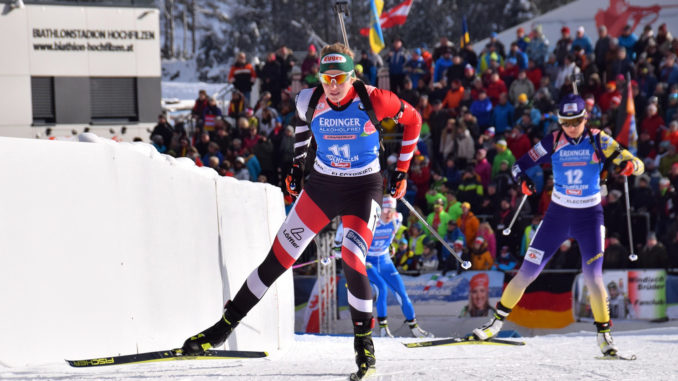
[491, 139, 516, 177]
[426, 198, 452, 237]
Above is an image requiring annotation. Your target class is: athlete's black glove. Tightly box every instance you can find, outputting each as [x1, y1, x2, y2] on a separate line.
[285, 164, 303, 197]
[389, 170, 407, 199]
[518, 175, 536, 196]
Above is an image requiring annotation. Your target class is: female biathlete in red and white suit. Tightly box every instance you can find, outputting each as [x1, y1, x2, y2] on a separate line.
[182, 43, 421, 379]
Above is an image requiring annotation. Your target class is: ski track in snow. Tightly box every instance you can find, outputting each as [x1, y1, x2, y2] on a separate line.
[2, 328, 677, 380]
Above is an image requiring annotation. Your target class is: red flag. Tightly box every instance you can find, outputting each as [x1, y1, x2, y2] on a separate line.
[360, 0, 413, 36]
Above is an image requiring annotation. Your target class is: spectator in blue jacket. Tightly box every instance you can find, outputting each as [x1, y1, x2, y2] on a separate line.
[491, 93, 515, 135]
[493, 246, 517, 272]
[660, 54, 678, 87]
[618, 25, 638, 60]
[434, 49, 454, 83]
[405, 48, 427, 87]
[387, 38, 407, 94]
[470, 90, 493, 128]
[571, 26, 593, 55]
[508, 43, 528, 70]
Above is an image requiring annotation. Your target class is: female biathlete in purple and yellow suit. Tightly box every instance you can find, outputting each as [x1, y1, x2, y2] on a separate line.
[180, 43, 421, 380]
[473, 94, 643, 357]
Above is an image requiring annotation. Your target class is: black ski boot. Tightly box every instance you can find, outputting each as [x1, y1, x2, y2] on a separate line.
[181, 301, 245, 355]
[350, 318, 376, 381]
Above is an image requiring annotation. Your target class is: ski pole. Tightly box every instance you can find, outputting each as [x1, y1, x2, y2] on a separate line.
[502, 194, 528, 236]
[334, 2, 350, 49]
[623, 175, 638, 261]
[399, 198, 471, 270]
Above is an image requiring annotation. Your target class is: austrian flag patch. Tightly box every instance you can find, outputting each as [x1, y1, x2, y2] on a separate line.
[528, 142, 547, 161]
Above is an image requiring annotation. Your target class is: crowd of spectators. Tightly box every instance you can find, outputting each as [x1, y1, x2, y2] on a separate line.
[151, 22, 678, 275]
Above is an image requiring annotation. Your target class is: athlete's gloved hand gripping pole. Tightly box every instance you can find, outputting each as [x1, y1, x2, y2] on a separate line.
[285, 164, 303, 197]
[502, 171, 533, 236]
[399, 197, 472, 270]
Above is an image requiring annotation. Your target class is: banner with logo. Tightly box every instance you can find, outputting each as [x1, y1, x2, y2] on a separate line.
[574, 270, 667, 321]
[386, 271, 504, 317]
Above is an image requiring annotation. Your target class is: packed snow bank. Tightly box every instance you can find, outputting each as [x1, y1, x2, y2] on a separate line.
[1, 328, 677, 380]
[0, 135, 291, 367]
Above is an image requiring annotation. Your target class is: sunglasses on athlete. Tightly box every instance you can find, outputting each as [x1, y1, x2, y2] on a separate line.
[319, 70, 354, 85]
[559, 116, 585, 127]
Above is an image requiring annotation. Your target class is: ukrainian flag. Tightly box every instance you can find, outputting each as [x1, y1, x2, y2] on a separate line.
[369, 0, 385, 54]
[460, 16, 470, 48]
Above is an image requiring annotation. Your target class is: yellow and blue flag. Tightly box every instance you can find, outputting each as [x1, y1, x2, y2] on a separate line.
[460, 16, 470, 48]
[369, 0, 385, 54]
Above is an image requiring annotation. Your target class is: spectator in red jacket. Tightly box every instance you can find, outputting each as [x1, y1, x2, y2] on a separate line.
[641, 103, 665, 142]
[506, 125, 531, 160]
[486, 72, 507, 106]
[598, 81, 621, 113]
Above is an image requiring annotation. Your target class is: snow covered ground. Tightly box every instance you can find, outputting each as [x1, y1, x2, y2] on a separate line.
[2, 327, 676, 380]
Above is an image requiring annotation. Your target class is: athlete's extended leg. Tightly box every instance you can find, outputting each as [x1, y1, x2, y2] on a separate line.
[474, 204, 569, 340]
[378, 256, 431, 337]
[366, 256, 393, 337]
[182, 189, 331, 354]
[573, 206, 617, 355]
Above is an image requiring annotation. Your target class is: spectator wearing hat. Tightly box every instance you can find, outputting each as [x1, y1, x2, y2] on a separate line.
[514, 27, 529, 54]
[554, 26, 573, 65]
[494, 245, 517, 272]
[393, 237, 413, 269]
[233, 156, 250, 181]
[445, 191, 463, 222]
[491, 139, 516, 177]
[426, 198, 452, 238]
[470, 90, 494, 128]
[488, 32, 506, 59]
[469, 236, 493, 270]
[457, 201, 480, 245]
[432, 36, 456, 62]
[526, 24, 550, 67]
[509, 70, 535, 107]
[405, 48, 427, 87]
[461, 64, 476, 90]
[572, 26, 593, 55]
[301, 44, 319, 77]
[599, 81, 621, 113]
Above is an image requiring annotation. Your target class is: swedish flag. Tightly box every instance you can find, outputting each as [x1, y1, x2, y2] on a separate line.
[460, 16, 470, 48]
[369, 0, 385, 53]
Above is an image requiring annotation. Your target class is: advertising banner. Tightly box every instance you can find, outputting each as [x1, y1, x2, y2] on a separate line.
[574, 270, 667, 320]
[387, 271, 504, 317]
